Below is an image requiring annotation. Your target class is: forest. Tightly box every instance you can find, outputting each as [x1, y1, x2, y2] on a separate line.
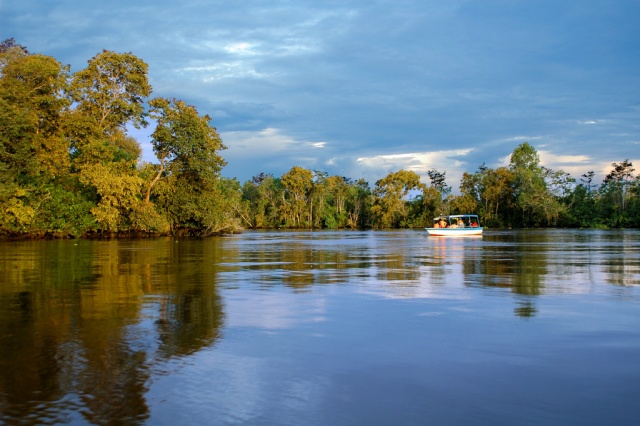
[1, 39, 639, 238]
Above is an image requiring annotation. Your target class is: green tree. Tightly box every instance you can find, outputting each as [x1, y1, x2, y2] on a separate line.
[344, 178, 372, 228]
[509, 142, 554, 226]
[566, 183, 597, 227]
[478, 167, 515, 227]
[77, 161, 145, 232]
[64, 51, 155, 233]
[148, 97, 228, 234]
[70, 50, 151, 135]
[242, 173, 285, 228]
[0, 38, 29, 65]
[372, 170, 426, 228]
[322, 175, 353, 228]
[426, 168, 451, 216]
[598, 160, 637, 227]
[0, 53, 70, 178]
[603, 160, 635, 213]
[310, 170, 329, 228]
[0, 44, 77, 234]
[281, 166, 313, 227]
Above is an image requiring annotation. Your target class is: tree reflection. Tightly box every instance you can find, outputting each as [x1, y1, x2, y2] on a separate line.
[461, 233, 549, 316]
[0, 238, 226, 425]
[78, 341, 150, 424]
[602, 232, 640, 286]
[151, 239, 226, 358]
[514, 299, 538, 318]
[155, 290, 224, 359]
[236, 239, 376, 290]
[0, 292, 68, 423]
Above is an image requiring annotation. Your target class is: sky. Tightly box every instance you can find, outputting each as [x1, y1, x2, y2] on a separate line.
[2, 0, 639, 190]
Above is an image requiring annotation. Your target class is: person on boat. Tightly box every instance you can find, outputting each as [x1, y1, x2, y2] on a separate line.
[438, 219, 447, 228]
[433, 222, 440, 228]
[457, 219, 465, 227]
[471, 220, 478, 227]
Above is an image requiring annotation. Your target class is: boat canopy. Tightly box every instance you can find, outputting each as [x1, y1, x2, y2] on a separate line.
[432, 214, 480, 226]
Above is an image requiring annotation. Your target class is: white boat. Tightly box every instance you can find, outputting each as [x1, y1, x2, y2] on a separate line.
[425, 214, 483, 236]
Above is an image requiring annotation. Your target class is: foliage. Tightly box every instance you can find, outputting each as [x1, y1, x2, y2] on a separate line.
[371, 170, 427, 228]
[69, 50, 151, 134]
[147, 97, 230, 235]
[281, 166, 314, 227]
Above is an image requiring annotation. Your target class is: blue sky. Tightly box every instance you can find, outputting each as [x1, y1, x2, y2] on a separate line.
[3, 0, 639, 190]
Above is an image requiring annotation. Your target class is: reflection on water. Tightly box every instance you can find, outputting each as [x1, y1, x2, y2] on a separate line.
[0, 230, 639, 425]
[0, 239, 226, 424]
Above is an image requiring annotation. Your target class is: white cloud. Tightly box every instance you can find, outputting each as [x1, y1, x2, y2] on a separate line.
[356, 150, 471, 171]
[538, 150, 596, 180]
[179, 62, 267, 81]
[538, 151, 590, 165]
[224, 42, 256, 55]
[223, 128, 327, 155]
[354, 149, 474, 189]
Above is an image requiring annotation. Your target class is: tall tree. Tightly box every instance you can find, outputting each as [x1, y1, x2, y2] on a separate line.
[602, 159, 635, 213]
[372, 170, 426, 228]
[324, 175, 351, 228]
[281, 166, 313, 227]
[0, 38, 29, 71]
[427, 169, 451, 197]
[65, 51, 153, 233]
[458, 165, 515, 227]
[0, 53, 70, 178]
[581, 171, 596, 194]
[597, 160, 637, 227]
[345, 178, 372, 228]
[0, 46, 74, 234]
[311, 170, 329, 228]
[148, 97, 228, 234]
[509, 142, 549, 226]
[70, 50, 151, 135]
[242, 173, 284, 228]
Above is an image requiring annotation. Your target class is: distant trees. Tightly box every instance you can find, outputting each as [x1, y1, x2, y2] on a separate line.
[238, 168, 373, 229]
[596, 160, 637, 227]
[450, 144, 639, 229]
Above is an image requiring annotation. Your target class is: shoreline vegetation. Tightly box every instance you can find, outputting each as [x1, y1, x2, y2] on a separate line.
[2, 39, 639, 240]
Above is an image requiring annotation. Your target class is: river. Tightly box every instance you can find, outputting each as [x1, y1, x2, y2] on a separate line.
[0, 229, 639, 425]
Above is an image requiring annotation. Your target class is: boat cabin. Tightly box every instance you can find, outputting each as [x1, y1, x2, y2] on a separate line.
[432, 214, 481, 229]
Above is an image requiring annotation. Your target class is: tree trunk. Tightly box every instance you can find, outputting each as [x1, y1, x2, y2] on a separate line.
[144, 159, 164, 202]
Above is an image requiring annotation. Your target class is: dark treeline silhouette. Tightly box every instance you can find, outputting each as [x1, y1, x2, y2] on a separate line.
[1, 39, 639, 237]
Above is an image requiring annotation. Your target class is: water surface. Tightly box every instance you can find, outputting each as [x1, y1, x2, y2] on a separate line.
[1, 230, 639, 425]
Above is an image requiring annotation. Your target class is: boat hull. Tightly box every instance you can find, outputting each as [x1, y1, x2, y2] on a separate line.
[425, 227, 483, 236]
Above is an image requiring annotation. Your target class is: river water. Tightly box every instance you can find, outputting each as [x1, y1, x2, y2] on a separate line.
[0, 229, 639, 425]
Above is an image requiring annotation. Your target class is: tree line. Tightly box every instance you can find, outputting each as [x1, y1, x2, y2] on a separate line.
[238, 147, 639, 230]
[1, 39, 639, 237]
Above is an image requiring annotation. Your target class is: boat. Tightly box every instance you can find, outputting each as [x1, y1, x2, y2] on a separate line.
[425, 214, 483, 236]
